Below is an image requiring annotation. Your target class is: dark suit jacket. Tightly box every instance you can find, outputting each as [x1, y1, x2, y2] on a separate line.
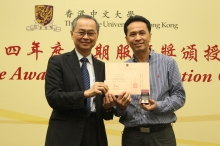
[45, 49, 113, 146]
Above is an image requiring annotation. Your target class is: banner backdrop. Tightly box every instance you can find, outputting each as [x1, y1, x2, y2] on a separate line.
[1, 0, 220, 145]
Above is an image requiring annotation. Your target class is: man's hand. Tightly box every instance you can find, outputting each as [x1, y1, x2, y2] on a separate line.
[116, 91, 131, 110]
[84, 82, 109, 98]
[139, 98, 157, 111]
[103, 93, 117, 110]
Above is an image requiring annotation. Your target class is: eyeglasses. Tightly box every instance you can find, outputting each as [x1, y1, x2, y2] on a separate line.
[75, 31, 97, 37]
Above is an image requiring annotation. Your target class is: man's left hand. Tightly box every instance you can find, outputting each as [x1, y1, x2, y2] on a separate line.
[139, 98, 157, 111]
[103, 93, 117, 110]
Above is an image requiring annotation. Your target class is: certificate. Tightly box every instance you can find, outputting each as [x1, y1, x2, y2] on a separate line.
[105, 63, 150, 94]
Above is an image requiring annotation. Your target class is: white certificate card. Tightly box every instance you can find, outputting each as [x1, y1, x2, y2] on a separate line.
[105, 63, 150, 94]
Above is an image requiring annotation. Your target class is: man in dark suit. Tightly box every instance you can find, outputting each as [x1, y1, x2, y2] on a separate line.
[44, 15, 131, 146]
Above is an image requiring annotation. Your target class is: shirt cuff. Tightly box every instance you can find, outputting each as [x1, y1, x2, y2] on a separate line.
[151, 101, 161, 114]
[115, 106, 127, 116]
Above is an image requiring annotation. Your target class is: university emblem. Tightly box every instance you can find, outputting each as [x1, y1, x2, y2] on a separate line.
[35, 5, 53, 26]
[26, 5, 61, 31]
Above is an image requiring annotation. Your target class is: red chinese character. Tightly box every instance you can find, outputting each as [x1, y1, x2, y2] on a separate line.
[204, 45, 220, 61]
[51, 42, 64, 56]
[27, 41, 43, 60]
[161, 43, 176, 57]
[181, 44, 198, 62]
[116, 44, 131, 60]
[5, 46, 21, 56]
[94, 43, 109, 61]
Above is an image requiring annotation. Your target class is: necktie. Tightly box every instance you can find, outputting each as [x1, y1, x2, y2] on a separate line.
[80, 58, 91, 118]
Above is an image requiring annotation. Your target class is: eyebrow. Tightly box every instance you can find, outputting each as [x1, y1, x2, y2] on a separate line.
[77, 29, 96, 32]
[129, 30, 146, 33]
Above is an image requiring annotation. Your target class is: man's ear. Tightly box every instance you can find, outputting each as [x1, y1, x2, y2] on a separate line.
[149, 33, 152, 42]
[125, 36, 129, 44]
[96, 33, 99, 39]
[70, 30, 74, 40]
[70, 30, 73, 36]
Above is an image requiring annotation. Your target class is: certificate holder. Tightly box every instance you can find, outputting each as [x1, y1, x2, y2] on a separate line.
[105, 63, 150, 95]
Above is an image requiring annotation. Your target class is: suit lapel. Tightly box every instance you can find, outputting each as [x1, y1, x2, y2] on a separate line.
[65, 50, 84, 90]
[92, 56, 104, 114]
[93, 56, 103, 82]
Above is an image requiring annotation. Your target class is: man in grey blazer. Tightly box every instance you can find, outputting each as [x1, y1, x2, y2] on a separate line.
[44, 15, 131, 146]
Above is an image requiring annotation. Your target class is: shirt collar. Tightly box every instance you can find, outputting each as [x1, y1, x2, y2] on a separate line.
[132, 48, 153, 63]
[75, 49, 93, 65]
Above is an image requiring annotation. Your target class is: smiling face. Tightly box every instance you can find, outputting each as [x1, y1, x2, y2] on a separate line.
[125, 21, 151, 54]
[70, 18, 99, 56]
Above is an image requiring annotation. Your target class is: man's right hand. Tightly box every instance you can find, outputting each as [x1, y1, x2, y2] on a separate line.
[84, 82, 109, 98]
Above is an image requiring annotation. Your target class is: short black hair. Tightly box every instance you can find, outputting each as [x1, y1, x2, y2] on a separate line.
[124, 15, 151, 36]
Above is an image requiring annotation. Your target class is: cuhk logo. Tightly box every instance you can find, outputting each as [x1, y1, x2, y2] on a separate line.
[26, 5, 61, 32]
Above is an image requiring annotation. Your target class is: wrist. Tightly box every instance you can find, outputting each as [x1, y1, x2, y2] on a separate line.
[116, 104, 127, 110]
[84, 90, 93, 98]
